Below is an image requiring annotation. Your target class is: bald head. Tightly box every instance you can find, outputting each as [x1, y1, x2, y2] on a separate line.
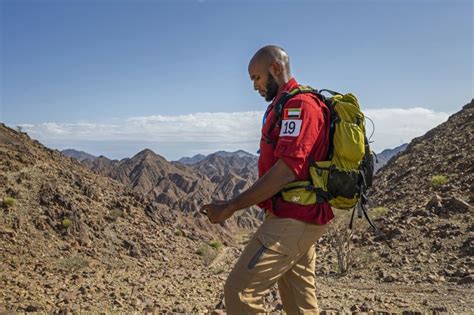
[248, 45, 292, 102]
[249, 45, 291, 74]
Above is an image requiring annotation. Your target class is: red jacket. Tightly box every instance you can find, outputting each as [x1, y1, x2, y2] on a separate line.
[257, 78, 334, 225]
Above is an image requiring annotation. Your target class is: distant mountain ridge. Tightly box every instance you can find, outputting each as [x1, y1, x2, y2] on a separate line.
[177, 153, 206, 165]
[62, 149, 98, 162]
[63, 149, 257, 166]
[177, 150, 256, 165]
[374, 143, 408, 173]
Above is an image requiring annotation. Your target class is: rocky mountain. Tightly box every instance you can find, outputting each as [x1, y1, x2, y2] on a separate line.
[62, 149, 98, 162]
[85, 149, 213, 212]
[191, 151, 258, 183]
[81, 148, 262, 229]
[189, 152, 261, 228]
[177, 150, 256, 165]
[374, 143, 408, 173]
[213, 150, 257, 159]
[177, 153, 206, 165]
[0, 123, 236, 313]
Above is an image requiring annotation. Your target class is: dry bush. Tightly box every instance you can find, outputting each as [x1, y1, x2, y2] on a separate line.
[325, 206, 382, 275]
[57, 254, 89, 272]
[196, 244, 219, 265]
[328, 214, 353, 274]
[325, 209, 363, 275]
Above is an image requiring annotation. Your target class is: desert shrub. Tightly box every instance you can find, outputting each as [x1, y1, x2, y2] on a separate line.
[196, 243, 219, 265]
[3, 197, 16, 208]
[413, 143, 424, 151]
[330, 226, 353, 274]
[62, 218, 72, 228]
[431, 175, 448, 187]
[108, 209, 123, 221]
[324, 209, 364, 275]
[174, 229, 183, 237]
[209, 240, 223, 250]
[371, 207, 389, 218]
[396, 154, 409, 165]
[58, 254, 89, 271]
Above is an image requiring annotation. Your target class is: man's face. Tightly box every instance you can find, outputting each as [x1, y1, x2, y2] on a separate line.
[249, 62, 279, 102]
[264, 72, 279, 102]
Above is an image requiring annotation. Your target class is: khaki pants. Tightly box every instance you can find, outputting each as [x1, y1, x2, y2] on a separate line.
[224, 212, 328, 314]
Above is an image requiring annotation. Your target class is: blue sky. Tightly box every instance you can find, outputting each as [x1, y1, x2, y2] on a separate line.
[1, 0, 472, 160]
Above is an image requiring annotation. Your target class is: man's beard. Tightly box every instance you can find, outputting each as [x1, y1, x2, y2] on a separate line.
[265, 72, 279, 102]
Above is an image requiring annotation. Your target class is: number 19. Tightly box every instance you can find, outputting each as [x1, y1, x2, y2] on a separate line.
[283, 121, 296, 134]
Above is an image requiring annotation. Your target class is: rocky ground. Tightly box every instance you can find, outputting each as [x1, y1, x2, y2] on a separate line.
[207, 212, 474, 314]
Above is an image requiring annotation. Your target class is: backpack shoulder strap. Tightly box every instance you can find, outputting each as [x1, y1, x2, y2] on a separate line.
[273, 85, 320, 119]
[268, 85, 330, 140]
[267, 86, 315, 138]
[318, 89, 342, 97]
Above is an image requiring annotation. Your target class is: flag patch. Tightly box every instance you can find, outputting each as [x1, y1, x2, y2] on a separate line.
[284, 108, 301, 119]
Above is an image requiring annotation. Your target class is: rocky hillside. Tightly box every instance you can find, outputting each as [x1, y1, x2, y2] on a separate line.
[374, 143, 407, 173]
[0, 123, 235, 313]
[311, 100, 473, 312]
[371, 100, 473, 208]
[362, 101, 473, 290]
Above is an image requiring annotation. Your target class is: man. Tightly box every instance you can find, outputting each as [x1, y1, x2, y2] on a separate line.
[200, 45, 334, 314]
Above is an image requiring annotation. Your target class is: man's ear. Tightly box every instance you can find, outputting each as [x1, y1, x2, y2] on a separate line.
[269, 60, 282, 76]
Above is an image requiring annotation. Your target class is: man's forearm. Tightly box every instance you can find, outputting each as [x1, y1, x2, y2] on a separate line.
[228, 159, 296, 212]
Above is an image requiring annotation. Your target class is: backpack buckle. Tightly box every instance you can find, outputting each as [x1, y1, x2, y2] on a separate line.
[316, 168, 323, 176]
[305, 184, 315, 191]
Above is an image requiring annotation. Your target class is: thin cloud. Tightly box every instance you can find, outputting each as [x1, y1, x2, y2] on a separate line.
[18, 107, 450, 158]
[364, 107, 450, 152]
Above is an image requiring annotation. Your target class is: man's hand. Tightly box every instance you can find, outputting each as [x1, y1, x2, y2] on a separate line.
[198, 159, 295, 224]
[200, 201, 236, 224]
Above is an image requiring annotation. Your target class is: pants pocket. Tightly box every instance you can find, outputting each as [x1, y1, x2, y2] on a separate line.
[247, 245, 266, 270]
[247, 231, 292, 270]
[257, 232, 291, 255]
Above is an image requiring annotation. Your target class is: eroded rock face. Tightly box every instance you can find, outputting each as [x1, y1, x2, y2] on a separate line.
[81, 148, 262, 230]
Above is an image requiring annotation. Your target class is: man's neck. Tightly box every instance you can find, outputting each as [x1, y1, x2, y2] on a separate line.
[277, 76, 294, 93]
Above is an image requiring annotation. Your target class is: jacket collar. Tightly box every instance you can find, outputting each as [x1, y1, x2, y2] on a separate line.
[270, 77, 298, 107]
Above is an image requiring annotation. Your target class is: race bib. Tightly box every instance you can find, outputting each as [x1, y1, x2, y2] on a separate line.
[279, 119, 302, 137]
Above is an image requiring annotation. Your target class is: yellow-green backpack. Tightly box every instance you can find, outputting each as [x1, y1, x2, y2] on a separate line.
[273, 86, 377, 230]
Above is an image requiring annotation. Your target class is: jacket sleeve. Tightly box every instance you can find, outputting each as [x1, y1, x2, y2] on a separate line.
[274, 96, 325, 178]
